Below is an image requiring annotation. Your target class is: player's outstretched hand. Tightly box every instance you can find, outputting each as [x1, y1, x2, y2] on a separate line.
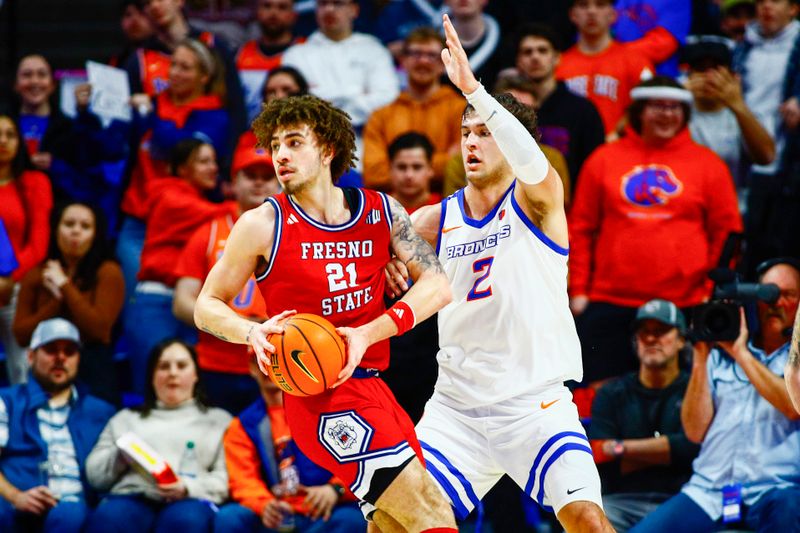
[333, 326, 369, 387]
[384, 257, 410, 298]
[441, 14, 480, 95]
[251, 309, 297, 375]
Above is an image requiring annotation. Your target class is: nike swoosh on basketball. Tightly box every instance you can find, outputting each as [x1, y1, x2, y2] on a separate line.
[442, 225, 462, 234]
[567, 487, 585, 495]
[540, 399, 560, 409]
[291, 350, 319, 383]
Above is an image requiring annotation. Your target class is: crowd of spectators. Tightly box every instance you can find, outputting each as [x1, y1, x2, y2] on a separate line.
[1, 0, 800, 531]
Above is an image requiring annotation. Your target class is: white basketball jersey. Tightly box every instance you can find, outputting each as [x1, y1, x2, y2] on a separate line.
[434, 184, 582, 408]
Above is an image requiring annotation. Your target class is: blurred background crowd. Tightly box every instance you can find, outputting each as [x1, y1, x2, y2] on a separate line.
[0, 0, 799, 531]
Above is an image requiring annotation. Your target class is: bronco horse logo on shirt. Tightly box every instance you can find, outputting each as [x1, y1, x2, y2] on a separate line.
[620, 164, 683, 207]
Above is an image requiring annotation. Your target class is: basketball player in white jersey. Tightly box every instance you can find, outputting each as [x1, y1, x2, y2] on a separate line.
[381, 15, 613, 533]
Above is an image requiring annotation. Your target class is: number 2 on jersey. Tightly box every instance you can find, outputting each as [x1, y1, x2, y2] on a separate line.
[467, 256, 494, 301]
[326, 262, 358, 292]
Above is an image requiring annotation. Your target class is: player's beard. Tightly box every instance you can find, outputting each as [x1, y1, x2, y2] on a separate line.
[283, 178, 310, 196]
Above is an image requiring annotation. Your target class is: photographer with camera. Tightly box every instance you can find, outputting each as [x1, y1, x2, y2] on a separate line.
[631, 258, 800, 532]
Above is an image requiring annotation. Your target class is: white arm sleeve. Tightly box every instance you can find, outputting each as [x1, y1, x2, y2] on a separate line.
[465, 84, 550, 185]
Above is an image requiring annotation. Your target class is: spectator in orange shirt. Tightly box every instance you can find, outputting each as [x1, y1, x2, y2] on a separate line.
[124, 139, 236, 395]
[215, 357, 365, 532]
[172, 134, 279, 414]
[557, 0, 654, 139]
[362, 27, 464, 191]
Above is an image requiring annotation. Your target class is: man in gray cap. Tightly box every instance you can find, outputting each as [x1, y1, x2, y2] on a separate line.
[588, 299, 700, 531]
[0, 318, 115, 532]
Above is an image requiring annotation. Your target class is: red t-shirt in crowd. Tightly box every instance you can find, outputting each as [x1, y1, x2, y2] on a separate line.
[556, 41, 653, 135]
[0, 171, 53, 281]
[138, 178, 236, 286]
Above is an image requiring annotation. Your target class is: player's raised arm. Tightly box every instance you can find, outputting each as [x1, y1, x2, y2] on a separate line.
[194, 205, 295, 369]
[441, 14, 564, 211]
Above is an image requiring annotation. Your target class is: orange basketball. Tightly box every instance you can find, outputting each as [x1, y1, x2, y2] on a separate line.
[266, 313, 346, 397]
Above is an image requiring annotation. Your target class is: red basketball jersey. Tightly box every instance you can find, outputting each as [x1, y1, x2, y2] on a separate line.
[257, 188, 394, 370]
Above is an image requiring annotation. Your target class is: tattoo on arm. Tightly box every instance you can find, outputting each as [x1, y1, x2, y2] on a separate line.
[389, 197, 445, 275]
[790, 306, 800, 368]
[200, 324, 230, 342]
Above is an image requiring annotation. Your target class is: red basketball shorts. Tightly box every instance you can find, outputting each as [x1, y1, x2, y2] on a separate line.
[284, 375, 423, 503]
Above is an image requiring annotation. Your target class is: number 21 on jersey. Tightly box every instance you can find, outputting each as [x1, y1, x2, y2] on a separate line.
[467, 256, 494, 301]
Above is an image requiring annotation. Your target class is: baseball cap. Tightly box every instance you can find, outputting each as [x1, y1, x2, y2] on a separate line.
[232, 132, 273, 175]
[722, 0, 754, 13]
[634, 299, 686, 332]
[30, 318, 81, 350]
[682, 36, 733, 70]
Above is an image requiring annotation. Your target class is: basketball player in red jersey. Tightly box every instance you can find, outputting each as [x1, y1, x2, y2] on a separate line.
[194, 96, 457, 531]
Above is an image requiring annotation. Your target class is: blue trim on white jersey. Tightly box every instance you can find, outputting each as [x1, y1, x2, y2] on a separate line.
[378, 192, 393, 233]
[421, 441, 481, 517]
[525, 431, 589, 496]
[256, 198, 283, 282]
[435, 196, 448, 256]
[535, 442, 593, 512]
[509, 188, 569, 256]
[425, 460, 470, 520]
[286, 188, 365, 231]
[456, 182, 514, 229]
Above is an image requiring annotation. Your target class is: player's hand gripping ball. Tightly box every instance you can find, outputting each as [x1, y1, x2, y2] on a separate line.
[266, 313, 346, 396]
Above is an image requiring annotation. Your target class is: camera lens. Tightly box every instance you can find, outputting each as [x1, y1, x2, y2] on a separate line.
[704, 307, 731, 335]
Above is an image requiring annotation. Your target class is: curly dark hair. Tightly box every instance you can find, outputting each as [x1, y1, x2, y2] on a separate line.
[463, 93, 541, 142]
[252, 95, 357, 181]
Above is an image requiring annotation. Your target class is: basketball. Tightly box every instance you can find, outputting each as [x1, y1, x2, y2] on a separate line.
[266, 313, 347, 396]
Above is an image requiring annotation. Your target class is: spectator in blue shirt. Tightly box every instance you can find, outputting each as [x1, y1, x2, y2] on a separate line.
[632, 258, 800, 532]
[0, 318, 115, 533]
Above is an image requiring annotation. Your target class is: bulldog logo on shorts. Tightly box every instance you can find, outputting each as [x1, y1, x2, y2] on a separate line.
[318, 411, 374, 462]
[328, 421, 357, 450]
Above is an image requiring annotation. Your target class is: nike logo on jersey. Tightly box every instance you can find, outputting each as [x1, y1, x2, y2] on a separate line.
[566, 487, 585, 495]
[540, 399, 559, 409]
[442, 225, 462, 234]
[291, 350, 319, 383]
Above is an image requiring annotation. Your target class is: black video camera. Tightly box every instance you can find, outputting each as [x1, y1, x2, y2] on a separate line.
[691, 268, 779, 341]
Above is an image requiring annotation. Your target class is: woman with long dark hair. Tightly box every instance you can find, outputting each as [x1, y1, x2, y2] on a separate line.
[85, 339, 230, 533]
[0, 113, 53, 384]
[13, 202, 124, 403]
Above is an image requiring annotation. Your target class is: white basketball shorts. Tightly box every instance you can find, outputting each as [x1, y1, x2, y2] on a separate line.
[416, 384, 603, 518]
